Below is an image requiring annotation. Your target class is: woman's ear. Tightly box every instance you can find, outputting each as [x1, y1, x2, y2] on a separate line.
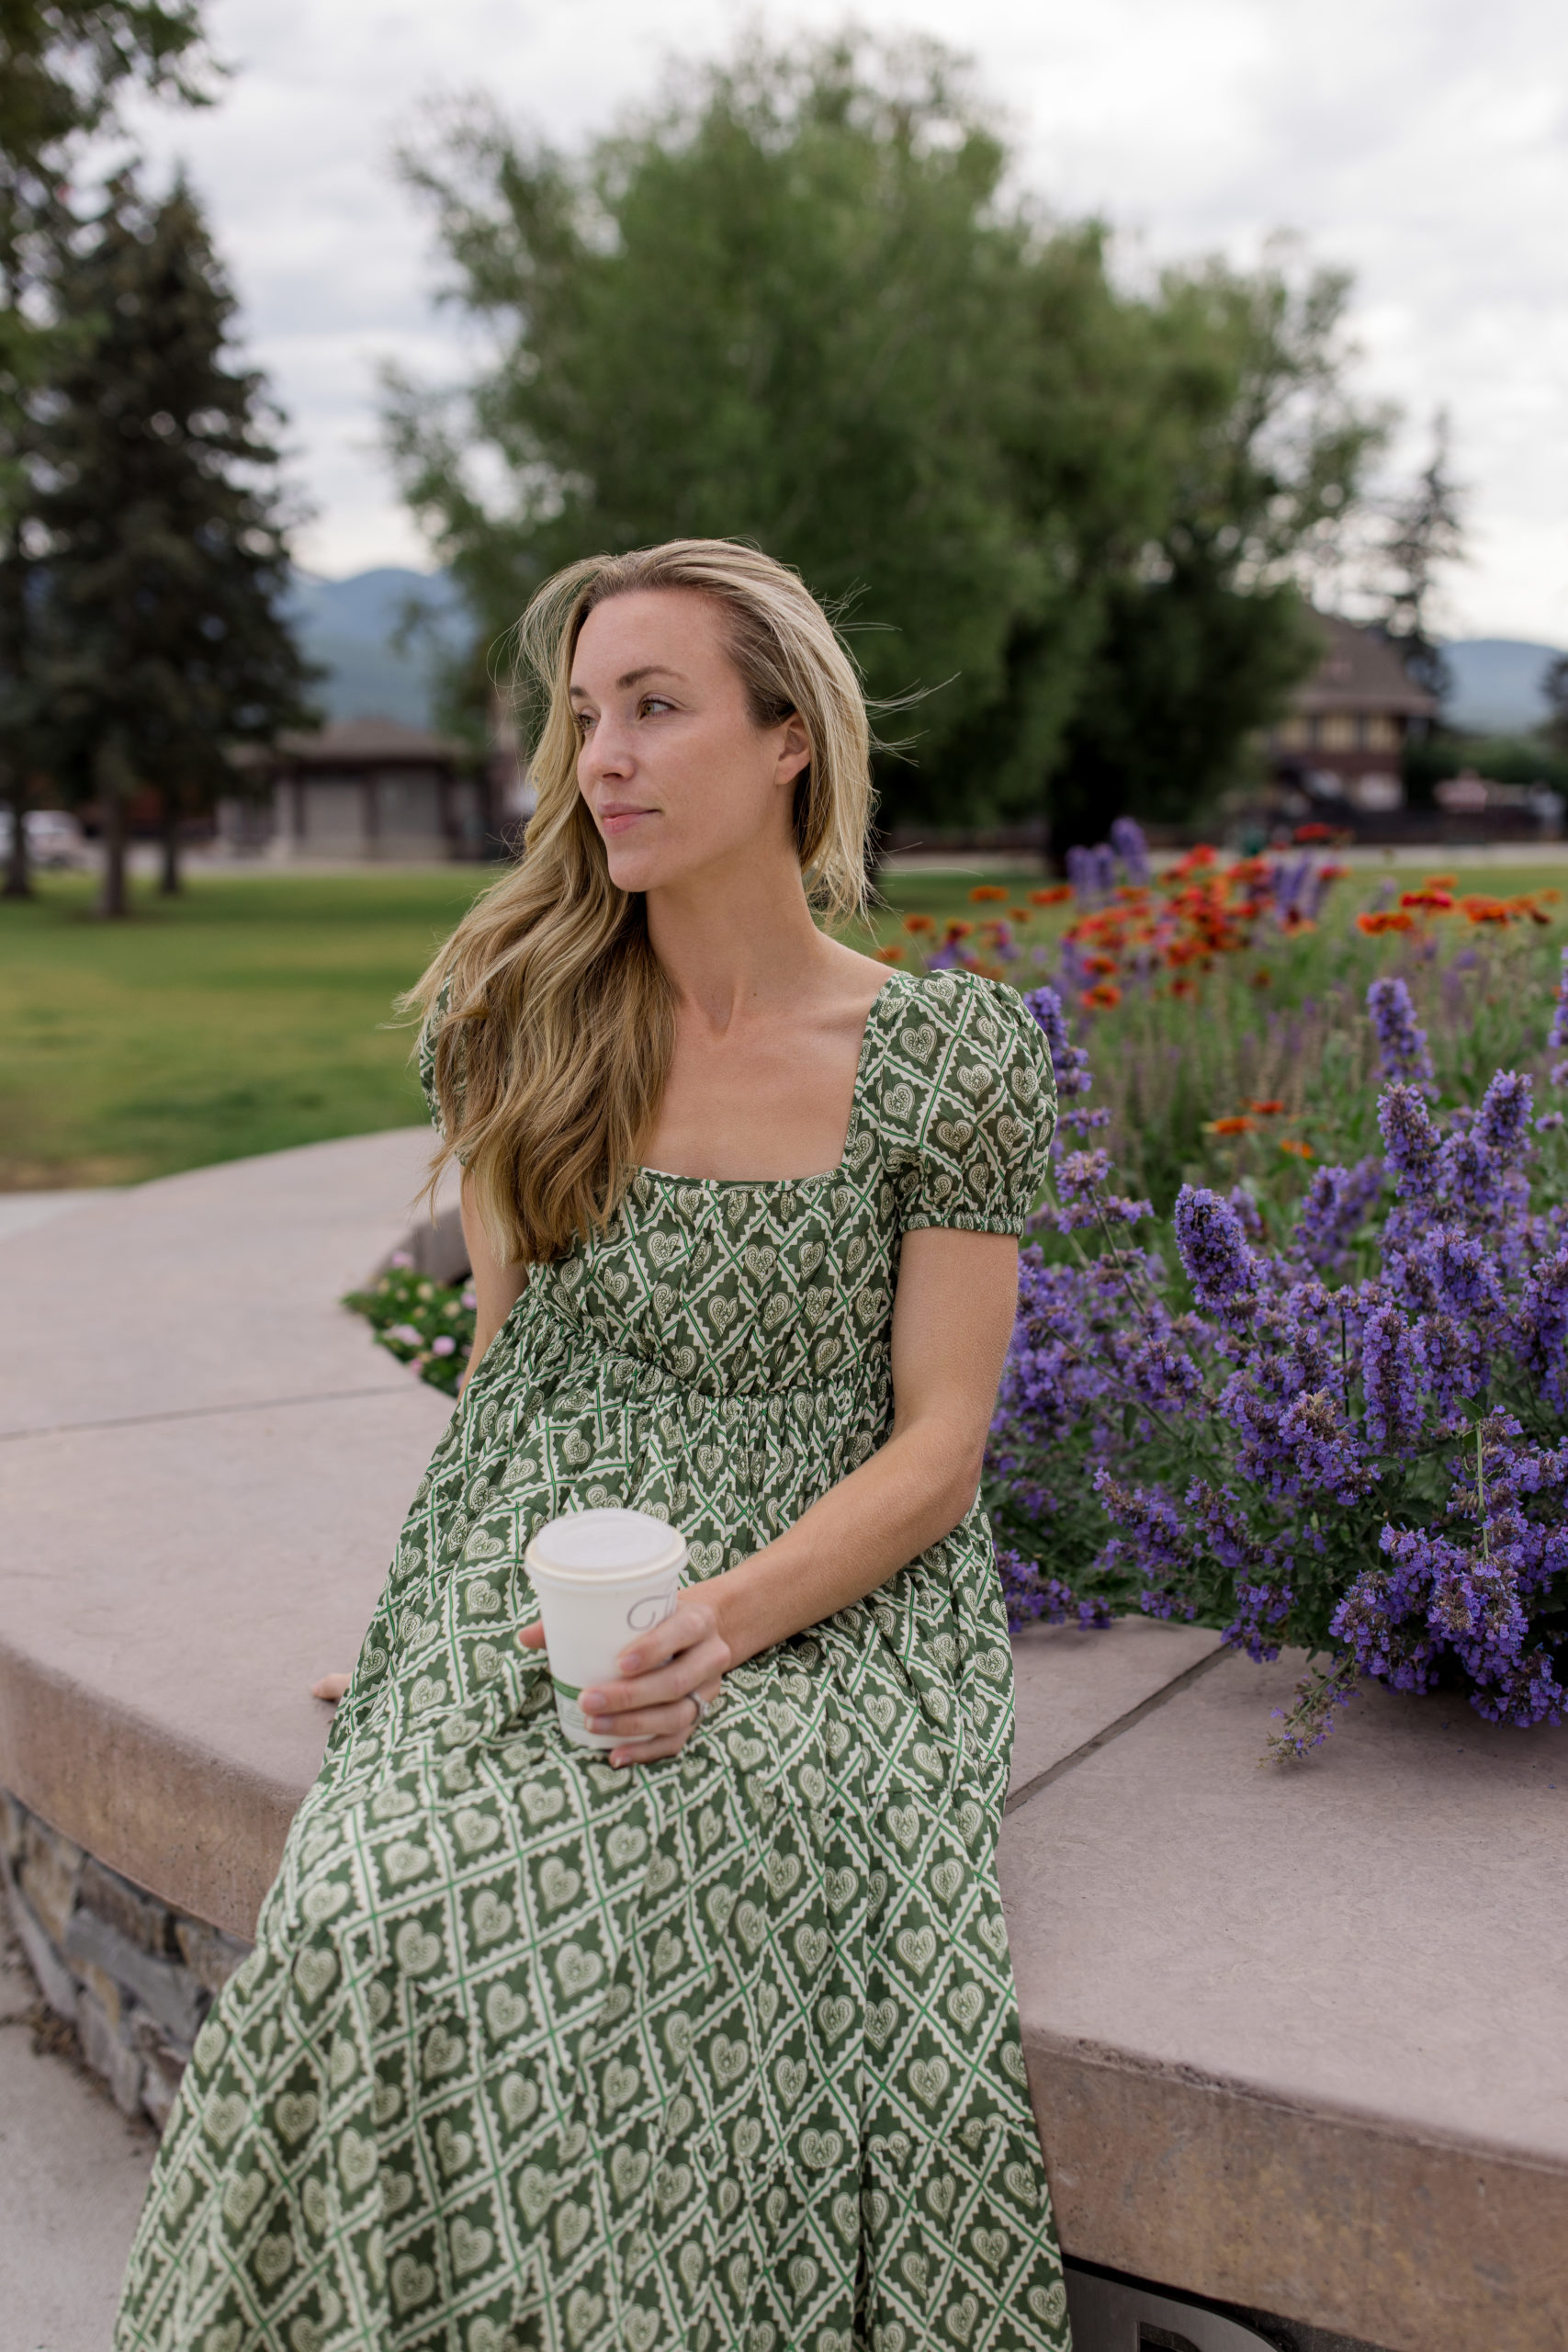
[776, 714, 811, 786]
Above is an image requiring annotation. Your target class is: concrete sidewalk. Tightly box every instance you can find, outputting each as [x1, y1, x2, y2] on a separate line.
[0, 1911, 154, 2352]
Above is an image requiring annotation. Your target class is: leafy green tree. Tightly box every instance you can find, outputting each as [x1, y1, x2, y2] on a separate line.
[0, 0, 211, 897]
[36, 170, 315, 911]
[386, 31, 1384, 843]
[1046, 260, 1383, 843]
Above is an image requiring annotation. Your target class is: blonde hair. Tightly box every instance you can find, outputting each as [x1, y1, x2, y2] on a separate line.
[406, 539, 874, 1266]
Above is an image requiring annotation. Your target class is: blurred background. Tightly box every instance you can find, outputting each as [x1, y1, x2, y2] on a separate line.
[4, 0, 1568, 1194]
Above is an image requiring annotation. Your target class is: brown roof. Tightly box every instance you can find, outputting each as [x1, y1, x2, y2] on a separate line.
[273, 716, 464, 768]
[1290, 614, 1437, 718]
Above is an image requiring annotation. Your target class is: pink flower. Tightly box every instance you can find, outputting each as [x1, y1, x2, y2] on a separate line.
[389, 1250, 414, 1270]
[431, 1336, 457, 1357]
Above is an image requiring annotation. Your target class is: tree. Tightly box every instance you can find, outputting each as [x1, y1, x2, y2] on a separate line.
[385, 35, 1167, 832]
[35, 170, 315, 911]
[0, 0, 212, 897]
[1540, 652, 1568, 752]
[1376, 410, 1464, 704]
[1046, 258, 1385, 844]
[385, 30, 1386, 842]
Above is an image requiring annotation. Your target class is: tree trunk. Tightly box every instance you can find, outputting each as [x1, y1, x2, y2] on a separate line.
[159, 798, 182, 895]
[96, 738, 130, 919]
[2, 776, 31, 899]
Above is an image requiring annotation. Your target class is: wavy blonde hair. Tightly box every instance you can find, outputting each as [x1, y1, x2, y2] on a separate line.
[406, 539, 874, 1265]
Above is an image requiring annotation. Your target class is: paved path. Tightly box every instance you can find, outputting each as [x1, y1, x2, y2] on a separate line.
[0, 1910, 154, 2351]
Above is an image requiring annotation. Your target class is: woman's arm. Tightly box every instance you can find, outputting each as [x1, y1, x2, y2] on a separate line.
[458, 1170, 528, 1394]
[547, 1226, 1020, 1762]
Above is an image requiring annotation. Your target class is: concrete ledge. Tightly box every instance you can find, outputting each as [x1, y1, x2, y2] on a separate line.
[4, 1130, 1565, 2350]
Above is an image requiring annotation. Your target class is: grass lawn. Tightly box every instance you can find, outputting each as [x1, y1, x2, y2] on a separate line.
[3, 856, 1565, 1191]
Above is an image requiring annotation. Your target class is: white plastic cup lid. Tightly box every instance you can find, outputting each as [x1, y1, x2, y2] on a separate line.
[526, 1508, 686, 1580]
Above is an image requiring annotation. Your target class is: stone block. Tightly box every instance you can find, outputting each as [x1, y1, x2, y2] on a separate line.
[17, 1810, 82, 1944]
[0, 1783, 23, 1861]
[78, 1854, 175, 1957]
[130, 2013, 188, 2131]
[77, 1984, 144, 2118]
[63, 1905, 205, 2044]
[70, 1953, 123, 2031]
[2, 1855, 78, 2023]
[175, 1916, 254, 1996]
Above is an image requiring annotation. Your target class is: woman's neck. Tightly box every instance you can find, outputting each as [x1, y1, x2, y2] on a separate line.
[644, 850, 835, 1034]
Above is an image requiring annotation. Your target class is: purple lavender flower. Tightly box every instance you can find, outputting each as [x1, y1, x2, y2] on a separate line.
[1360, 1302, 1421, 1449]
[1377, 1083, 1439, 1195]
[1022, 984, 1092, 1097]
[1173, 1185, 1258, 1315]
[1292, 1159, 1383, 1277]
[1367, 977, 1438, 1096]
[1066, 843, 1099, 903]
[1473, 1069, 1534, 1159]
[1110, 816, 1152, 884]
[1548, 945, 1568, 1054]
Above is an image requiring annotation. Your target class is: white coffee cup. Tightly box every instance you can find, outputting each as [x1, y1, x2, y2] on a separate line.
[525, 1508, 688, 1749]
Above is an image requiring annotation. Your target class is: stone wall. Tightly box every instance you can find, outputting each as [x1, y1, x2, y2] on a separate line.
[0, 1784, 250, 2132]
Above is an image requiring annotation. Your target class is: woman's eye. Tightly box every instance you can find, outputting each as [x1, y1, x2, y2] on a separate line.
[638, 696, 674, 718]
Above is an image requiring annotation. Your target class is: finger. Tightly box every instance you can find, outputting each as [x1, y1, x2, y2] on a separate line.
[583, 1637, 728, 1717]
[518, 1622, 546, 1648]
[311, 1672, 351, 1703]
[615, 1600, 719, 1679]
[588, 1696, 705, 1743]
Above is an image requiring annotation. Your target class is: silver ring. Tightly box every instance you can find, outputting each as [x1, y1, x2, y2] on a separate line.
[687, 1690, 708, 1729]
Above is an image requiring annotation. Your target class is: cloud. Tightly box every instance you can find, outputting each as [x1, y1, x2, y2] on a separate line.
[115, 0, 1568, 638]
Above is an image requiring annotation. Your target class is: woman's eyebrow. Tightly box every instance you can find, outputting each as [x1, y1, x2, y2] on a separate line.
[569, 665, 687, 700]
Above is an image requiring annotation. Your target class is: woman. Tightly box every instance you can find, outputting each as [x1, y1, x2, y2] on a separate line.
[118, 540, 1070, 2352]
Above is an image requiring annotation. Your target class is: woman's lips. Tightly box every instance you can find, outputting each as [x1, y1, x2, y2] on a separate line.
[599, 807, 654, 836]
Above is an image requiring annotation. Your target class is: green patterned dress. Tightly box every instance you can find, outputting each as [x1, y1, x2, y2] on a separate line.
[117, 967, 1070, 2352]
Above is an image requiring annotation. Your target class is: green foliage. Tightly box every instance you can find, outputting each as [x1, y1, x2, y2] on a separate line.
[0, 0, 213, 897]
[1404, 731, 1568, 802]
[33, 169, 316, 907]
[384, 30, 1385, 838]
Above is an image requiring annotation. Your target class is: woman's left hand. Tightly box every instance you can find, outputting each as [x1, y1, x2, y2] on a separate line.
[519, 1594, 730, 1766]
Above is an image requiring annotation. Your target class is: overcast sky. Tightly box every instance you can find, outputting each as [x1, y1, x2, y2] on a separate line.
[117, 0, 1568, 642]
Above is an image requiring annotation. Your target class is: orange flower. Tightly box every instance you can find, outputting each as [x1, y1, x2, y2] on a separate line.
[1507, 894, 1552, 926]
[1280, 910, 1317, 933]
[1293, 822, 1334, 844]
[1357, 910, 1414, 935]
[969, 884, 1010, 902]
[874, 944, 907, 964]
[1249, 967, 1273, 989]
[943, 919, 974, 942]
[1205, 1115, 1257, 1136]
[1010, 907, 1032, 922]
[1461, 896, 1509, 925]
[1539, 888, 1562, 905]
[1168, 978, 1200, 999]
[901, 912, 935, 934]
[1080, 981, 1122, 1010]
[1246, 1098, 1286, 1115]
[1400, 889, 1454, 912]
[1083, 953, 1120, 976]
[1279, 1137, 1314, 1159]
[1030, 885, 1073, 906]
[1421, 874, 1457, 890]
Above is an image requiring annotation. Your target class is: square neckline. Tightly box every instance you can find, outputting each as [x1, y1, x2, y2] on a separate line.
[634, 967, 913, 1192]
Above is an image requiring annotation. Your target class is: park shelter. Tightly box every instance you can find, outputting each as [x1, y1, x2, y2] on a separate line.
[224, 717, 501, 860]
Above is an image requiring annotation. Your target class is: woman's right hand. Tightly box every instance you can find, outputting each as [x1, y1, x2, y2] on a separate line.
[311, 1673, 351, 1703]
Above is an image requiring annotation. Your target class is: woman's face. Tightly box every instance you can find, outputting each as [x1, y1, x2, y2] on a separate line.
[570, 588, 809, 898]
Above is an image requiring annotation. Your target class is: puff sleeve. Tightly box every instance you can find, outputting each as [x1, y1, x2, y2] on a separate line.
[886, 972, 1056, 1238]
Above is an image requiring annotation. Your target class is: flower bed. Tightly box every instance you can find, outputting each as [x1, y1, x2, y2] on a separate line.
[343, 1256, 476, 1396]
[987, 951, 1568, 1757]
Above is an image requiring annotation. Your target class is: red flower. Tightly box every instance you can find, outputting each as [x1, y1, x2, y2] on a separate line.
[968, 884, 1010, 902]
[1080, 981, 1122, 1010]
[1206, 1115, 1257, 1136]
[901, 912, 935, 934]
[1246, 1098, 1286, 1115]
[1030, 885, 1074, 906]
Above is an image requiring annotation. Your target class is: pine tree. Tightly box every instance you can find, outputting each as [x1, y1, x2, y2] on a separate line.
[37, 168, 315, 911]
[0, 1, 209, 896]
[1379, 412, 1465, 705]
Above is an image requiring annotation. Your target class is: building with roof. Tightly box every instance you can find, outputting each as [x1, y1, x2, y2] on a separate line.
[1267, 615, 1436, 812]
[223, 717, 523, 862]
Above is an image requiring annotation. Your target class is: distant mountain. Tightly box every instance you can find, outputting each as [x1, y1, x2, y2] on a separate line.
[285, 567, 472, 730]
[1441, 638, 1564, 737]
